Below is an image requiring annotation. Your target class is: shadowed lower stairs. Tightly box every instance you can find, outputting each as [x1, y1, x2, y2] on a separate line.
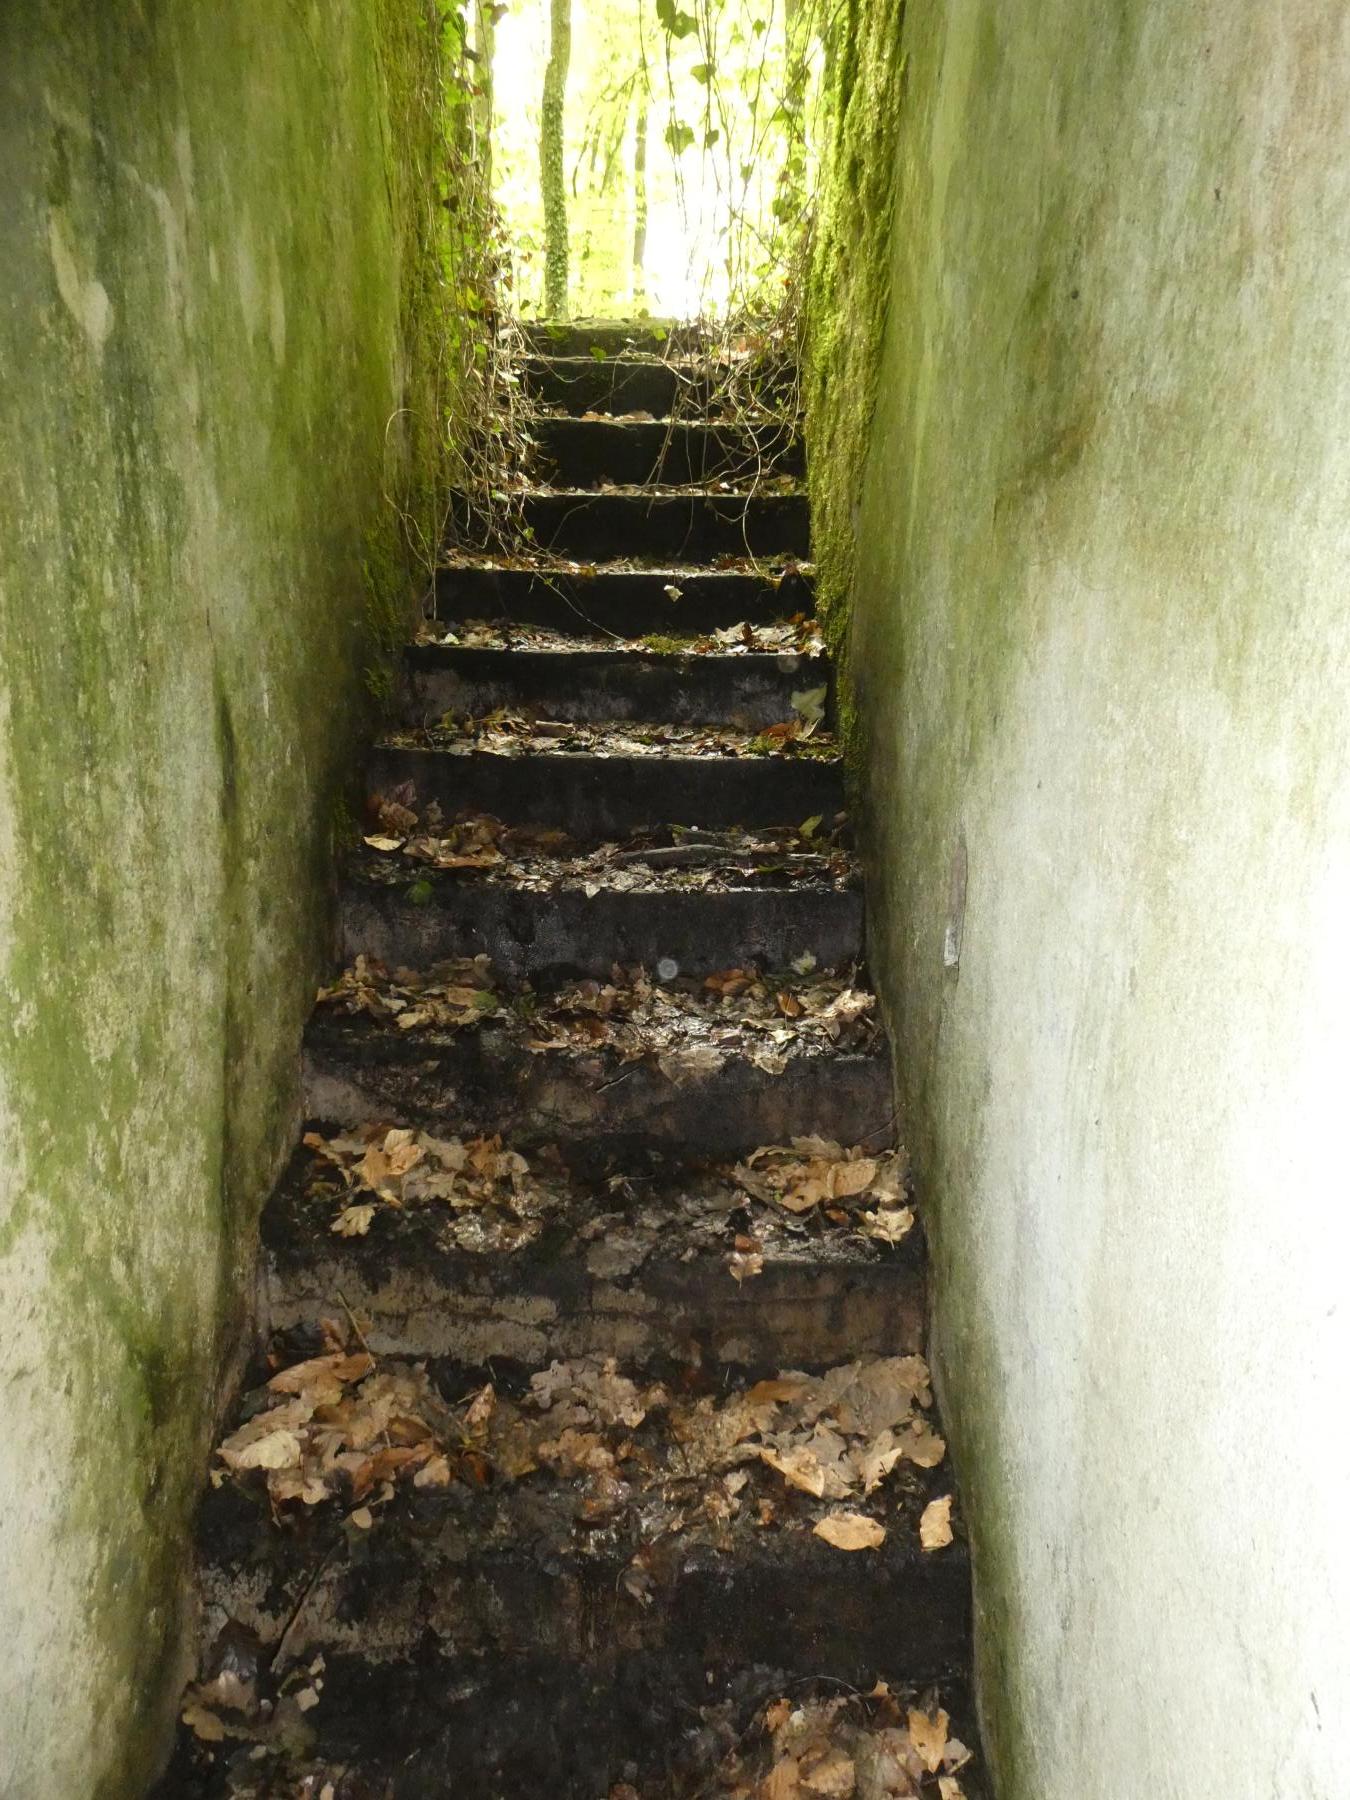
[158, 322, 982, 1799]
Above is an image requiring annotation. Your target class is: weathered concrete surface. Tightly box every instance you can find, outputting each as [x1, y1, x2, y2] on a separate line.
[0, 3, 459, 1792]
[838, 3, 1350, 1796]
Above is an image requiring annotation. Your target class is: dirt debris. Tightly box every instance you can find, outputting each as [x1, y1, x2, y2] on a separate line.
[288, 1125, 916, 1276]
[707, 1686, 975, 1799]
[391, 713, 839, 761]
[359, 797, 854, 893]
[212, 1342, 950, 1554]
[314, 954, 878, 1076]
[416, 616, 824, 657]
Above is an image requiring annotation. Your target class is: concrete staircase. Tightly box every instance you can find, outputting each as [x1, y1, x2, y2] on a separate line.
[159, 323, 982, 1799]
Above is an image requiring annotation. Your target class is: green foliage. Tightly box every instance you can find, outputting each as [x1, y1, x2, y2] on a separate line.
[489, 0, 830, 317]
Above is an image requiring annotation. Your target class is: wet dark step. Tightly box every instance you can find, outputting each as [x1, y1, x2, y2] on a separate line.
[263, 1133, 923, 1370]
[370, 736, 843, 836]
[192, 1354, 967, 1683]
[522, 354, 793, 419]
[304, 1017, 892, 1156]
[434, 561, 814, 634]
[195, 1485, 968, 1692]
[524, 317, 706, 358]
[534, 416, 803, 486]
[518, 487, 810, 561]
[341, 852, 862, 979]
[161, 1650, 981, 1800]
[522, 353, 712, 416]
[398, 640, 828, 729]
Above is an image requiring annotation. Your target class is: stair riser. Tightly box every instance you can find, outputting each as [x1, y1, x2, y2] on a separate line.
[198, 1505, 969, 1687]
[369, 745, 844, 836]
[534, 417, 803, 486]
[434, 566, 814, 634]
[262, 1249, 924, 1373]
[518, 492, 810, 561]
[524, 320, 706, 357]
[523, 356, 791, 416]
[159, 1648, 981, 1799]
[304, 1025, 894, 1157]
[340, 881, 863, 981]
[399, 646, 827, 729]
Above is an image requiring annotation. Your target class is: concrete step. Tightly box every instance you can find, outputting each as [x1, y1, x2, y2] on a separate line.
[160, 1651, 982, 1800]
[304, 1015, 892, 1158]
[192, 1353, 968, 1682]
[303, 951, 890, 1157]
[340, 844, 861, 980]
[517, 487, 810, 561]
[521, 354, 791, 417]
[397, 640, 829, 729]
[434, 561, 814, 634]
[533, 416, 803, 486]
[369, 729, 843, 837]
[261, 1130, 923, 1371]
[523, 317, 708, 358]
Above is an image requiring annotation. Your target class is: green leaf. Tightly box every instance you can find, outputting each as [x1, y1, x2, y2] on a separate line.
[665, 120, 696, 155]
[408, 879, 434, 907]
[692, 61, 712, 83]
[704, 128, 720, 149]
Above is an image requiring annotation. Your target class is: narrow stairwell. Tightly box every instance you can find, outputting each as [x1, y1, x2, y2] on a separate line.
[161, 322, 983, 1798]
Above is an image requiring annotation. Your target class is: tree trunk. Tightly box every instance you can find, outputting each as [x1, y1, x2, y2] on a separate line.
[540, 0, 571, 317]
[632, 98, 648, 311]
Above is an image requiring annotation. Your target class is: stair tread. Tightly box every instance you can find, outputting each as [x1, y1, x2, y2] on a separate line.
[303, 958, 890, 1155]
[194, 1346, 965, 1669]
[164, 1649, 982, 1800]
[311, 955, 878, 1074]
[350, 822, 856, 895]
[380, 719, 837, 761]
[416, 618, 820, 655]
[262, 1126, 921, 1369]
[440, 552, 813, 577]
[341, 822, 862, 981]
[517, 479, 803, 498]
[400, 631, 830, 731]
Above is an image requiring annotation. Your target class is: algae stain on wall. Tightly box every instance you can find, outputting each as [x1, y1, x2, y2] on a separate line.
[818, 0, 1350, 1795]
[0, 3, 472, 1793]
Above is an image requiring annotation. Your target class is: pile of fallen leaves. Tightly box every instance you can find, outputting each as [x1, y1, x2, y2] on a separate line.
[216, 1348, 953, 1559]
[398, 714, 839, 762]
[361, 793, 852, 893]
[704, 1688, 974, 1800]
[415, 616, 823, 658]
[316, 954, 502, 1033]
[302, 1124, 566, 1250]
[730, 1141, 913, 1249]
[295, 1124, 915, 1270]
[521, 963, 876, 1077]
[315, 955, 877, 1076]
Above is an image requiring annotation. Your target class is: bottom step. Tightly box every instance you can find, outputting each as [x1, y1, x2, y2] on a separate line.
[163, 1339, 975, 1798]
[161, 1651, 983, 1797]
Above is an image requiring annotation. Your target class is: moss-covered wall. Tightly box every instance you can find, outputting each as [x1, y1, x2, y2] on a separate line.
[802, 0, 907, 677]
[0, 4, 468, 1792]
[814, 1, 1350, 1796]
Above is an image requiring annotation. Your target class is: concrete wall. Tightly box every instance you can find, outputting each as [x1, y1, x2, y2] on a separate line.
[0, 4, 459, 1792]
[838, 2, 1350, 1795]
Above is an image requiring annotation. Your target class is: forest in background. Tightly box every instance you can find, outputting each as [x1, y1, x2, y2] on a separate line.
[473, 0, 829, 318]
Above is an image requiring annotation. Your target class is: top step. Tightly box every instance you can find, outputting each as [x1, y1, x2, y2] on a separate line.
[523, 318, 708, 359]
